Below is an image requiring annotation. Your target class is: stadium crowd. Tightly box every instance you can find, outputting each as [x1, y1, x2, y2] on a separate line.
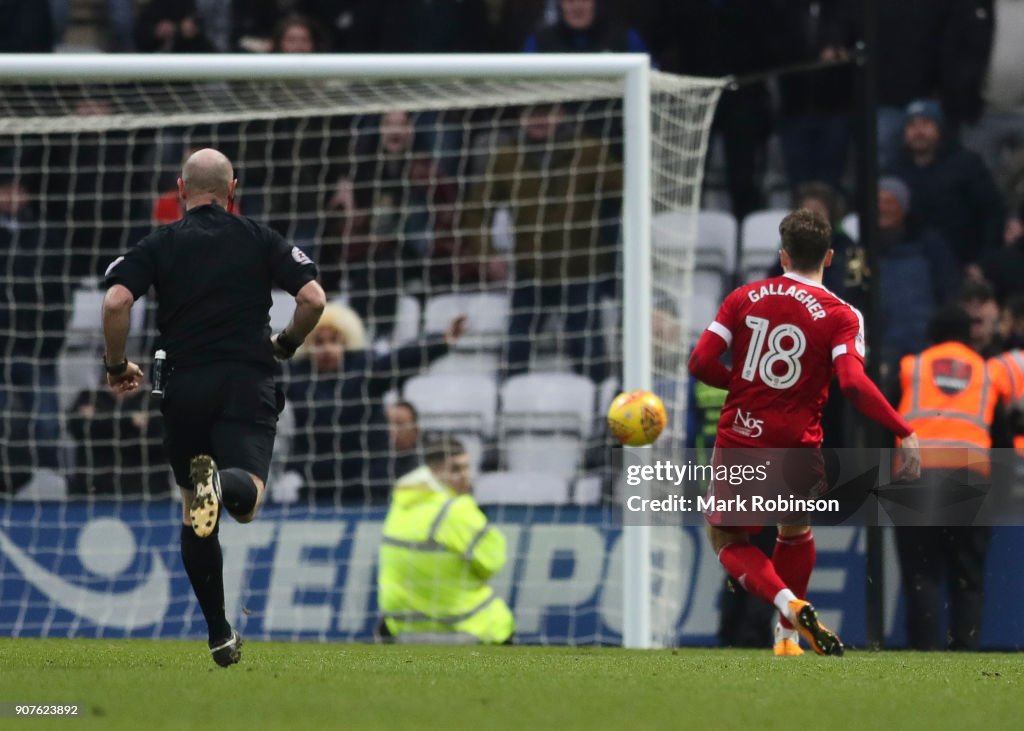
[2, 0, 1022, 513]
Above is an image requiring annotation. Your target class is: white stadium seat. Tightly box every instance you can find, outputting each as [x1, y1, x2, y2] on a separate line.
[841, 212, 859, 242]
[404, 372, 498, 437]
[740, 208, 787, 281]
[390, 295, 422, 346]
[597, 376, 620, 418]
[499, 373, 595, 479]
[426, 352, 500, 379]
[422, 292, 508, 350]
[268, 289, 294, 333]
[652, 210, 738, 276]
[474, 471, 570, 505]
[403, 373, 497, 471]
[67, 286, 146, 347]
[572, 474, 604, 505]
[500, 373, 595, 439]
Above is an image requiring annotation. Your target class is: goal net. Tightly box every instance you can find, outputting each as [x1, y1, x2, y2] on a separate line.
[0, 56, 723, 647]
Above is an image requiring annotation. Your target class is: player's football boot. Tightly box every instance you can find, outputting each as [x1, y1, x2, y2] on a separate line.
[788, 599, 844, 656]
[210, 628, 242, 668]
[189, 455, 222, 538]
[773, 622, 804, 656]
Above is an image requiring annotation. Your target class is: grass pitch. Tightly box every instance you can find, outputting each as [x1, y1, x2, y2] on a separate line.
[0, 640, 1020, 730]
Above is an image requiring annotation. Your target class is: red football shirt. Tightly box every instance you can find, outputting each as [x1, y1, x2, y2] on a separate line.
[707, 272, 865, 448]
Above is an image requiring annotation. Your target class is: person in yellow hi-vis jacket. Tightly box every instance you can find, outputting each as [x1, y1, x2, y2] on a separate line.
[376, 435, 515, 644]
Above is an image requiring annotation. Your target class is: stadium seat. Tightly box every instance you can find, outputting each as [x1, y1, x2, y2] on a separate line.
[597, 376, 619, 417]
[740, 208, 788, 281]
[66, 286, 147, 348]
[426, 352, 500, 379]
[57, 351, 103, 413]
[268, 289, 294, 332]
[687, 294, 719, 347]
[841, 212, 859, 242]
[499, 373, 595, 478]
[422, 292, 508, 351]
[572, 474, 604, 505]
[403, 373, 498, 470]
[500, 373, 595, 439]
[390, 295, 422, 346]
[652, 210, 738, 278]
[473, 470, 570, 505]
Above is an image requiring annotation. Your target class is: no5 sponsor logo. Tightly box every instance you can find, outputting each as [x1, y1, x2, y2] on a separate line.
[732, 409, 764, 438]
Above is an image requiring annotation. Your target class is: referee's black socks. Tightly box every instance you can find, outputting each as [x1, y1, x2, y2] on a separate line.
[180, 523, 231, 645]
[219, 468, 258, 517]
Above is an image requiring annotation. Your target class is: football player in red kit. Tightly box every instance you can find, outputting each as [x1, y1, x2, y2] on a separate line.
[688, 208, 921, 656]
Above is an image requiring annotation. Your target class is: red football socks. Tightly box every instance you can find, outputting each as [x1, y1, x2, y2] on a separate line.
[717, 541, 788, 605]
[772, 530, 816, 629]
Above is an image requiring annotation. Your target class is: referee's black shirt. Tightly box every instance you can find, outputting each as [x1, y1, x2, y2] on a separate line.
[104, 204, 318, 372]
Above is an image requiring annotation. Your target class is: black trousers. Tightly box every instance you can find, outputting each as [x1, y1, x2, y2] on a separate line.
[895, 526, 992, 650]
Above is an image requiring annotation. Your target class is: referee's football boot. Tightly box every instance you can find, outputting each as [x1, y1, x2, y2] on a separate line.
[210, 628, 242, 668]
[189, 455, 222, 538]
[788, 599, 844, 656]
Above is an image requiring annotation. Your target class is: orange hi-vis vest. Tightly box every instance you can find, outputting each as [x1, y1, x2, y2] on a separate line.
[989, 348, 1024, 456]
[898, 341, 998, 476]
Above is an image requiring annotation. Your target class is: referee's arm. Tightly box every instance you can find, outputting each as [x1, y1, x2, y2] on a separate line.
[102, 284, 144, 393]
[271, 280, 327, 359]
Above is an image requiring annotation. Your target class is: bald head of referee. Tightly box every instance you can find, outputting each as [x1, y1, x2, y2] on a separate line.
[177, 148, 238, 210]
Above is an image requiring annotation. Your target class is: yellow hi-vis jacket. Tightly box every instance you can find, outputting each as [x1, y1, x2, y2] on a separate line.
[378, 466, 514, 643]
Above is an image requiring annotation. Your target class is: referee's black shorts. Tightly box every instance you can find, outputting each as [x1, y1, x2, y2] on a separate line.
[160, 362, 284, 487]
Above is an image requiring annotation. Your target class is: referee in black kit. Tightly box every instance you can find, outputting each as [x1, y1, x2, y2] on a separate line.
[101, 148, 326, 667]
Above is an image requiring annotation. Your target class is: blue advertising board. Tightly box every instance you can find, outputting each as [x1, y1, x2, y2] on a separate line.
[0, 502, 1021, 648]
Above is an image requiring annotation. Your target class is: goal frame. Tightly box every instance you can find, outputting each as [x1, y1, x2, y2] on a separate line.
[0, 53, 656, 648]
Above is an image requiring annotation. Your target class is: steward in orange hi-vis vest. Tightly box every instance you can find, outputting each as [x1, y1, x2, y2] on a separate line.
[898, 341, 1000, 476]
[988, 349, 1024, 457]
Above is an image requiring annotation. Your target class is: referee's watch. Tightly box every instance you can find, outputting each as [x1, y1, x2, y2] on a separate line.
[275, 330, 301, 357]
[104, 355, 129, 376]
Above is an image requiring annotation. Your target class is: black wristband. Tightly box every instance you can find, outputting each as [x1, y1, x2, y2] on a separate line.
[104, 356, 129, 376]
[276, 330, 301, 356]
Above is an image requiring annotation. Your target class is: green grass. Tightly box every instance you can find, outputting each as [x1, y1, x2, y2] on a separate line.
[0, 640, 1021, 730]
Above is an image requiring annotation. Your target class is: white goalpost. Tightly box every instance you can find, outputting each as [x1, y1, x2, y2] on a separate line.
[0, 54, 723, 649]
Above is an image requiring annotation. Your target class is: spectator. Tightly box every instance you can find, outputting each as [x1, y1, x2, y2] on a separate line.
[643, 0, 778, 220]
[377, 435, 514, 644]
[284, 305, 466, 504]
[876, 1, 994, 166]
[876, 176, 960, 378]
[2, 0, 53, 52]
[0, 172, 68, 479]
[290, 0, 378, 52]
[233, 0, 281, 53]
[44, 100, 152, 280]
[769, 182, 854, 299]
[271, 14, 327, 54]
[370, 0, 490, 52]
[387, 400, 421, 481]
[461, 103, 622, 383]
[523, 0, 648, 53]
[774, 0, 856, 192]
[324, 110, 462, 337]
[999, 293, 1024, 352]
[66, 379, 167, 497]
[888, 99, 1005, 273]
[961, 279, 1004, 357]
[135, 0, 216, 53]
[479, 0, 547, 51]
[980, 202, 1024, 303]
[50, 0, 135, 51]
